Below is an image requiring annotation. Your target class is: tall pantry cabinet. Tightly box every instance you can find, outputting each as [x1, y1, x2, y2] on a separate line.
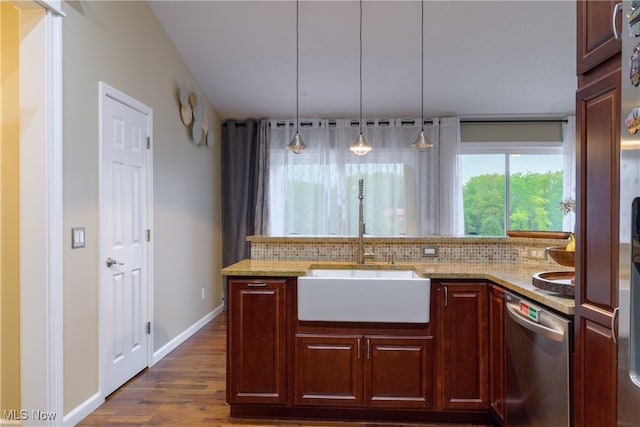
[575, 1, 621, 426]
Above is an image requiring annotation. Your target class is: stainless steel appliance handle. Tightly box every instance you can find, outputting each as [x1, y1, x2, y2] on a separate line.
[613, 2, 623, 40]
[612, 307, 620, 344]
[506, 303, 565, 342]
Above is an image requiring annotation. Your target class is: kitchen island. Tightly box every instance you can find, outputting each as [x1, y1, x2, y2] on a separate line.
[222, 257, 574, 425]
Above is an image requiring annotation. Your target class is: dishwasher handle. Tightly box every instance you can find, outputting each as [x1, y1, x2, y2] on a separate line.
[506, 302, 565, 342]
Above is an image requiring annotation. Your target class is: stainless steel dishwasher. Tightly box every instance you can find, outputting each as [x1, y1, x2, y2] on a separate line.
[504, 291, 572, 427]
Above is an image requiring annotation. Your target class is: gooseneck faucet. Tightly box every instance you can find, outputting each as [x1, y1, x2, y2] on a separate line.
[357, 178, 366, 265]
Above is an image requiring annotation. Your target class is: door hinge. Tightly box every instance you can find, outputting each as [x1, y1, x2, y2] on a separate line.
[146, 229, 151, 242]
[146, 321, 151, 335]
[146, 136, 151, 150]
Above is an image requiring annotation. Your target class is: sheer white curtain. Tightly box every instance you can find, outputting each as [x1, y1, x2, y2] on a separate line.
[562, 116, 576, 232]
[266, 117, 461, 236]
[437, 117, 464, 235]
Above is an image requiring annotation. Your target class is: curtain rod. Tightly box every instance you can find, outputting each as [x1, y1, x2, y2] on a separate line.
[234, 118, 569, 127]
[461, 119, 568, 124]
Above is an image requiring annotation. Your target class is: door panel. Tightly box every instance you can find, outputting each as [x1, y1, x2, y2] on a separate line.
[439, 282, 489, 410]
[102, 93, 150, 396]
[228, 279, 287, 404]
[577, 0, 621, 74]
[365, 336, 433, 408]
[575, 317, 617, 426]
[295, 334, 363, 406]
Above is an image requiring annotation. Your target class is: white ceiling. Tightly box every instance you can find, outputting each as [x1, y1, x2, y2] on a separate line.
[149, 1, 577, 121]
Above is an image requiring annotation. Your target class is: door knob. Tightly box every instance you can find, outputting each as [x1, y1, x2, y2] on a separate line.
[106, 257, 124, 267]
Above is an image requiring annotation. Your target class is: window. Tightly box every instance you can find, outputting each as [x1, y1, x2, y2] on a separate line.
[274, 162, 412, 236]
[265, 118, 571, 237]
[267, 119, 443, 236]
[461, 151, 564, 236]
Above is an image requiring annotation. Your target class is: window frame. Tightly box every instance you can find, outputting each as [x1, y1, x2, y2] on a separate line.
[460, 141, 563, 236]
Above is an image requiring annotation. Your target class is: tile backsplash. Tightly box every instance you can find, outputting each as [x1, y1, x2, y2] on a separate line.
[248, 236, 568, 269]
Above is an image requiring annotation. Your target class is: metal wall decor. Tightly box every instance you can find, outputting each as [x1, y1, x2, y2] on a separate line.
[178, 86, 213, 147]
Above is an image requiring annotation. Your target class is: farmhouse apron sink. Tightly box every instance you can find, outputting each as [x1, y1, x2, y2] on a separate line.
[297, 268, 431, 323]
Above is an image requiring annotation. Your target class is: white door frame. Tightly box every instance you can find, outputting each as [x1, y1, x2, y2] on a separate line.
[98, 82, 154, 398]
[17, 1, 64, 425]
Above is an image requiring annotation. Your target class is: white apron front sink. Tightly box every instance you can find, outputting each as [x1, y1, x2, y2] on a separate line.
[297, 268, 431, 323]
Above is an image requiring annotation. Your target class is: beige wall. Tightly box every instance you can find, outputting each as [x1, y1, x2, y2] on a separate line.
[0, 1, 21, 415]
[62, 0, 222, 413]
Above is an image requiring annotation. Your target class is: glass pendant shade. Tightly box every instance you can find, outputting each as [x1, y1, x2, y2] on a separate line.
[288, 131, 306, 154]
[411, 130, 433, 152]
[350, 133, 372, 156]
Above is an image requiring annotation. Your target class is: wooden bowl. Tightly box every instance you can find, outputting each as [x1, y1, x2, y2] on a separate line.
[546, 246, 575, 267]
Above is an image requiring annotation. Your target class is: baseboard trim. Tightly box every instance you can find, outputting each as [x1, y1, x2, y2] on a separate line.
[63, 305, 223, 426]
[62, 392, 102, 426]
[152, 304, 223, 365]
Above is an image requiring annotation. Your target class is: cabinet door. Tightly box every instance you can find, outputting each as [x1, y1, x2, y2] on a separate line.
[576, 67, 620, 315]
[575, 67, 620, 427]
[364, 336, 434, 409]
[295, 334, 363, 406]
[577, 0, 622, 74]
[489, 285, 506, 425]
[227, 278, 287, 404]
[438, 282, 489, 410]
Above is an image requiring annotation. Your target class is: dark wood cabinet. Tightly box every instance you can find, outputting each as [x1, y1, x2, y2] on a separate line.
[294, 333, 433, 409]
[436, 281, 489, 410]
[227, 278, 288, 404]
[575, 2, 621, 424]
[365, 335, 434, 408]
[294, 334, 363, 406]
[488, 285, 506, 425]
[574, 66, 621, 426]
[226, 275, 497, 423]
[577, 0, 621, 74]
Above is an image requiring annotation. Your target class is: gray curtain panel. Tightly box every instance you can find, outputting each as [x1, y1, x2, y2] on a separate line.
[221, 119, 266, 267]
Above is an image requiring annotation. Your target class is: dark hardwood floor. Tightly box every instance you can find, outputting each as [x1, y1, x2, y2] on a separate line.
[78, 313, 492, 426]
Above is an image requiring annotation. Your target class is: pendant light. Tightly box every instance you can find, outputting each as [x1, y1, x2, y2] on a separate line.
[288, 0, 306, 154]
[350, 0, 372, 156]
[412, 0, 433, 152]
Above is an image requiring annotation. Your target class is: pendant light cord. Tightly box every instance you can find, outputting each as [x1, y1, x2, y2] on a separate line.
[359, 0, 363, 135]
[420, 0, 424, 132]
[296, 0, 300, 134]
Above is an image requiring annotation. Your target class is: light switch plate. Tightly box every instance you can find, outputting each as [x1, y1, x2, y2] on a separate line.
[72, 227, 85, 249]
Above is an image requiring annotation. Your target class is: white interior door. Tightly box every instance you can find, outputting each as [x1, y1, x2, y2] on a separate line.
[101, 87, 150, 397]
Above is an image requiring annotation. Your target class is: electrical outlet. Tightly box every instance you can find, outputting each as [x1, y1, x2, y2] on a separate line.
[421, 245, 438, 257]
[201, 288, 205, 301]
[527, 247, 547, 260]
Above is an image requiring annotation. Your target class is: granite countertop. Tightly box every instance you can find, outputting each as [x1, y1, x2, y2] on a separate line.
[221, 259, 575, 316]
